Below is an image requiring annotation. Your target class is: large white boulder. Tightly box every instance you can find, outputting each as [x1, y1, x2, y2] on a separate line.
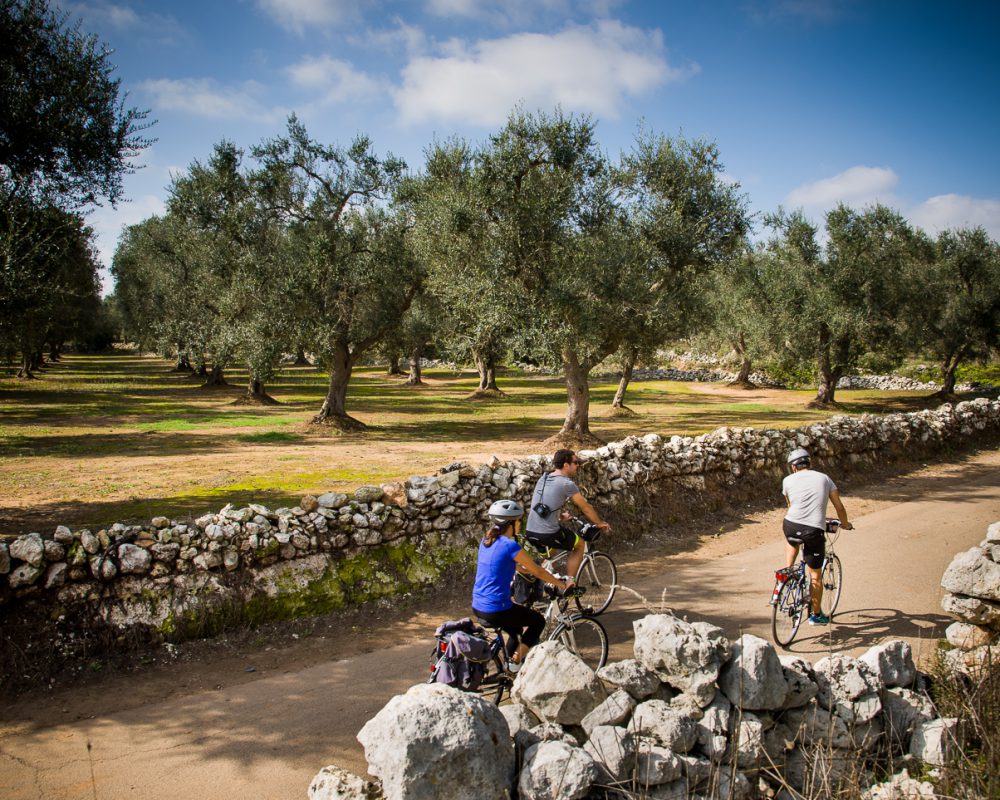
[511, 641, 604, 725]
[695, 691, 731, 761]
[941, 592, 1000, 628]
[596, 658, 661, 700]
[718, 635, 789, 710]
[813, 655, 882, 723]
[356, 683, 514, 800]
[519, 740, 598, 800]
[909, 717, 962, 767]
[858, 640, 916, 689]
[633, 614, 730, 705]
[580, 688, 635, 735]
[778, 655, 818, 709]
[583, 725, 636, 783]
[941, 546, 1000, 602]
[627, 699, 698, 753]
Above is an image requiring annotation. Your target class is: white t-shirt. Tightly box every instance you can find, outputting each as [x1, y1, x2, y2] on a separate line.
[782, 469, 837, 531]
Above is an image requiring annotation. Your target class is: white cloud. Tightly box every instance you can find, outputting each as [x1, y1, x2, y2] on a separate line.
[361, 18, 428, 57]
[257, 0, 359, 33]
[424, 0, 624, 26]
[908, 194, 1000, 239]
[140, 78, 285, 124]
[68, 2, 187, 44]
[785, 165, 898, 209]
[394, 21, 691, 127]
[286, 55, 383, 104]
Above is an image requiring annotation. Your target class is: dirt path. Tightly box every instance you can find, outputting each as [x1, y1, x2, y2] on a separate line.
[2, 449, 999, 800]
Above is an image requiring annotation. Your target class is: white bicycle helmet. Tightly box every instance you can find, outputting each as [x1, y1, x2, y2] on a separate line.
[787, 447, 811, 467]
[487, 499, 524, 524]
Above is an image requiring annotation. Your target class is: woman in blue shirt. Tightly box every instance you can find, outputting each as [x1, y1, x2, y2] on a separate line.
[472, 499, 574, 671]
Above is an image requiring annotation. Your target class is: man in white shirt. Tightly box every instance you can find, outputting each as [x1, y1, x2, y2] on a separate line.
[782, 447, 853, 625]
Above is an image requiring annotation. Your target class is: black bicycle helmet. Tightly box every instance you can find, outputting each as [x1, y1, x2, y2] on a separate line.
[487, 499, 524, 524]
[787, 447, 811, 468]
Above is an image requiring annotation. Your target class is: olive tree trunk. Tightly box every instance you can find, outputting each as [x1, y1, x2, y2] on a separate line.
[611, 347, 636, 410]
[313, 342, 365, 430]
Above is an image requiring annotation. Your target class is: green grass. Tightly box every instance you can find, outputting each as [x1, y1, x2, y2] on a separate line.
[0, 351, 979, 535]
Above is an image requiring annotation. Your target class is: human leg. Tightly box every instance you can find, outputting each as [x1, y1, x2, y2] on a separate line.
[566, 538, 586, 580]
[785, 541, 800, 569]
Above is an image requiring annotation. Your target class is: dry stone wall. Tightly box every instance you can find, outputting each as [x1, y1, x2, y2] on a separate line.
[335, 623, 948, 800]
[2, 398, 1000, 671]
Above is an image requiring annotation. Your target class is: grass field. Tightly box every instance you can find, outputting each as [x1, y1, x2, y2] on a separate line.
[0, 353, 945, 536]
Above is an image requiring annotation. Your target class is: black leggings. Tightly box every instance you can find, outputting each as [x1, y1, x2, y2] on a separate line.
[473, 604, 546, 658]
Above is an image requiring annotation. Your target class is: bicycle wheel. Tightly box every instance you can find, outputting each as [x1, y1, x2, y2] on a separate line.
[819, 554, 843, 619]
[770, 578, 805, 649]
[574, 552, 617, 616]
[472, 653, 509, 704]
[550, 615, 609, 670]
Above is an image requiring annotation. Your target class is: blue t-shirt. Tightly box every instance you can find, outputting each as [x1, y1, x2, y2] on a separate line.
[471, 535, 521, 613]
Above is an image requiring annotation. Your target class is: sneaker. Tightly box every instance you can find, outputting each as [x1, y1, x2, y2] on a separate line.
[808, 612, 831, 626]
[506, 660, 522, 674]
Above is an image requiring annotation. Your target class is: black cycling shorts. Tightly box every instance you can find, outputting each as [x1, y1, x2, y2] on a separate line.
[783, 519, 825, 569]
[525, 526, 578, 553]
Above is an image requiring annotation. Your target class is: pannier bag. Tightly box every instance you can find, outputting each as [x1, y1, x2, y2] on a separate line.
[511, 571, 545, 606]
[430, 618, 492, 691]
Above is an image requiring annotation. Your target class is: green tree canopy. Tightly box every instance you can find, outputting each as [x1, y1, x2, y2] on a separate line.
[1, 0, 152, 206]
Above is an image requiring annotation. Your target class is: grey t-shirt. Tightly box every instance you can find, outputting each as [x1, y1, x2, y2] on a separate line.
[782, 469, 837, 531]
[526, 472, 580, 534]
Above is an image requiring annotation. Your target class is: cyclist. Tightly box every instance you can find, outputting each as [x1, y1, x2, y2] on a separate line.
[782, 447, 854, 625]
[525, 449, 611, 581]
[472, 499, 574, 672]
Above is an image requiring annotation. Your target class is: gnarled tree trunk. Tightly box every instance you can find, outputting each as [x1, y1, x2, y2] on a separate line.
[16, 351, 35, 379]
[730, 332, 754, 388]
[808, 324, 841, 407]
[235, 375, 278, 405]
[173, 350, 193, 372]
[201, 363, 228, 387]
[313, 341, 365, 430]
[550, 350, 604, 447]
[386, 352, 403, 376]
[294, 347, 311, 367]
[611, 346, 636, 412]
[934, 346, 967, 398]
[406, 346, 423, 385]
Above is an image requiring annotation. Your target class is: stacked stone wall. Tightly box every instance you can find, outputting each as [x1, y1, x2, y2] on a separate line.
[2, 398, 999, 679]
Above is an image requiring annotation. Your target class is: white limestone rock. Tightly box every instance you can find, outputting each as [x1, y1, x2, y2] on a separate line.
[511, 641, 605, 726]
[813, 655, 882, 723]
[518, 740, 597, 800]
[583, 725, 636, 783]
[778, 655, 818, 709]
[718, 634, 789, 710]
[858, 640, 916, 689]
[308, 766, 382, 799]
[909, 717, 962, 767]
[356, 683, 514, 800]
[580, 688, 635, 736]
[596, 658, 662, 700]
[627, 699, 698, 753]
[633, 614, 729, 706]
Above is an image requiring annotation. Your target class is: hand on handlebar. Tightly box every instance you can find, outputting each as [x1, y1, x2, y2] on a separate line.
[841, 521, 854, 530]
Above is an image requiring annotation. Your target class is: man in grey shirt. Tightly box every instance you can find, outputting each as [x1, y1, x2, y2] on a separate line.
[525, 449, 611, 580]
[782, 447, 853, 625]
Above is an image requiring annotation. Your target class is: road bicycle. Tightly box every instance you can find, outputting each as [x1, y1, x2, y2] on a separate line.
[529, 516, 618, 616]
[769, 519, 844, 649]
[430, 585, 610, 703]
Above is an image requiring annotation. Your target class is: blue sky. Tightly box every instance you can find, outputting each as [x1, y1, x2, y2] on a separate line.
[70, 0, 1000, 290]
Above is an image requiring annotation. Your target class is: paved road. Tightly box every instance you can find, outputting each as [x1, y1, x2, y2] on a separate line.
[3, 451, 999, 800]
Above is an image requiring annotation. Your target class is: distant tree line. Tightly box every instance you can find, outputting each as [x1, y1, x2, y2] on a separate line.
[0, 0, 151, 375]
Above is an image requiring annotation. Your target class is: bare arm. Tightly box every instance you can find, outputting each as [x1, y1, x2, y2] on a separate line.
[514, 550, 574, 590]
[829, 490, 853, 529]
[569, 492, 610, 531]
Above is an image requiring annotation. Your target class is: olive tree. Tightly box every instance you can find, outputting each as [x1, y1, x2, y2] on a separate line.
[761, 205, 929, 406]
[253, 117, 420, 429]
[914, 227, 1000, 396]
[608, 131, 751, 409]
